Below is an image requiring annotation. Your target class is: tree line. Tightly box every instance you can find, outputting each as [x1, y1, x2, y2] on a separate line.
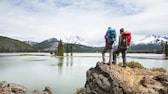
[53, 39, 168, 57]
[162, 41, 168, 57]
[50, 39, 73, 56]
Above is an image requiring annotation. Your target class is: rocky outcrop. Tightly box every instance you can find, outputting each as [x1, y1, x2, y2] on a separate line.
[0, 81, 52, 94]
[0, 81, 26, 94]
[77, 62, 168, 94]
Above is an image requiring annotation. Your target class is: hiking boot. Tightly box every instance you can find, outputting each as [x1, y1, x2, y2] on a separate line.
[122, 65, 126, 68]
[101, 61, 105, 64]
[112, 62, 116, 65]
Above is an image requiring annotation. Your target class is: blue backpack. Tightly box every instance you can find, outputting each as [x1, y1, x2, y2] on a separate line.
[107, 28, 116, 44]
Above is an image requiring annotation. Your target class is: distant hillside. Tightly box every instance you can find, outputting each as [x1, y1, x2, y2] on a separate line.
[129, 44, 162, 53]
[0, 36, 37, 52]
[67, 44, 103, 52]
[32, 38, 102, 52]
[34, 38, 59, 51]
[24, 41, 38, 46]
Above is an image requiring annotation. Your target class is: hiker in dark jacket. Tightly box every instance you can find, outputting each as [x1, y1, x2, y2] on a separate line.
[102, 27, 116, 64]
[112, 28, 131, 67]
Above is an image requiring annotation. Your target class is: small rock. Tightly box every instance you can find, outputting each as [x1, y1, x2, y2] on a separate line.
[31, 86, 52, 94]
[43, 86, 52, 94]
[31, 89, 41, 94]
[153, 74, 168, 86]
[0, 81, 8, 89]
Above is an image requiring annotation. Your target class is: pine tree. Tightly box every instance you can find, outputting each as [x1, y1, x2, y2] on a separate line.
[66, 43, 69, 56]
[162, 41, 168, 57]
[165, 42, 168, 57]
[70, 43, 73, 56]
[57, 39, 64, 56]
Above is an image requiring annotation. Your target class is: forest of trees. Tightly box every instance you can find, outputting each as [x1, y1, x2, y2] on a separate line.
[0, 36, 37, 52]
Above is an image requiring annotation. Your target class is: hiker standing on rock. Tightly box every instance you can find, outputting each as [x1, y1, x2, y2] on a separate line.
[112, 28, 131, 67]
[102, 27, 116, 65]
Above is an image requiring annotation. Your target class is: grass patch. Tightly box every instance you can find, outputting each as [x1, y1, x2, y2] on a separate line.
[118, 61, 144, 69]
[19, 54, 46, 56]
[19, 54, 34, 56]
[118, 61, 167, 72]
[150, 68, 167, 73]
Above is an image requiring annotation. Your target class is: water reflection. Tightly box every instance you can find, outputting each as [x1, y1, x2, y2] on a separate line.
[0, 53, 168, 94]
[55, 56, 74, 76]
[66, 57, 73, 67]
[0, 62, 9, 70]
[56, 57, 73, 67]
[163, 61, 168, 70]
[57, 57, 64, 74]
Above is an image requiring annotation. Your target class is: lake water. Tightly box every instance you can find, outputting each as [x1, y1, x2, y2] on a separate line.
[0, 53, 168, 94]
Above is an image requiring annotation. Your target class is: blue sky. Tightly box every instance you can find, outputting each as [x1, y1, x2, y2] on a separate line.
[0, 0, 168, 46]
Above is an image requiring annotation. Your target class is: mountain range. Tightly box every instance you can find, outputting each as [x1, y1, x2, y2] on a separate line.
[129, 35, 168, 53]
[132, 35, 168, 45]
[63, 36, 93, 47]
[0, 35, 168, 52]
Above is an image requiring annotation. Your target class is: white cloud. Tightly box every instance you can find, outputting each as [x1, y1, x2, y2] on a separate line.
[0, 0, 168, 46]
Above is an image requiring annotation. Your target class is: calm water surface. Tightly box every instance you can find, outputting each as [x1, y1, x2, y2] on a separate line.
[0, 53, 167, 94]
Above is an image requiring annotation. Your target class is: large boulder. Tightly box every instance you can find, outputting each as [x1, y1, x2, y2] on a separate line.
[77, 62, 168, 94]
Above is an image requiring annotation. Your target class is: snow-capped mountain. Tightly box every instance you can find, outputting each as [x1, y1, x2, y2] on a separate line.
[132, 35, 168, 45]
[63, 36, 93, 47]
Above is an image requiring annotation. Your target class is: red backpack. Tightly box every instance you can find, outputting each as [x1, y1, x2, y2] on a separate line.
[121, 31, 132, 47]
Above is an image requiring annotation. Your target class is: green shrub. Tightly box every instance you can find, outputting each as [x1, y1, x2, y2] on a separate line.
[50, 51, 53, 55]
[75, 88, 82, 94]
[118, 62, 122, 67]
[19, 54, 33, 56]
[118, 61, 144, 69]
[150, 68, 167, 73]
